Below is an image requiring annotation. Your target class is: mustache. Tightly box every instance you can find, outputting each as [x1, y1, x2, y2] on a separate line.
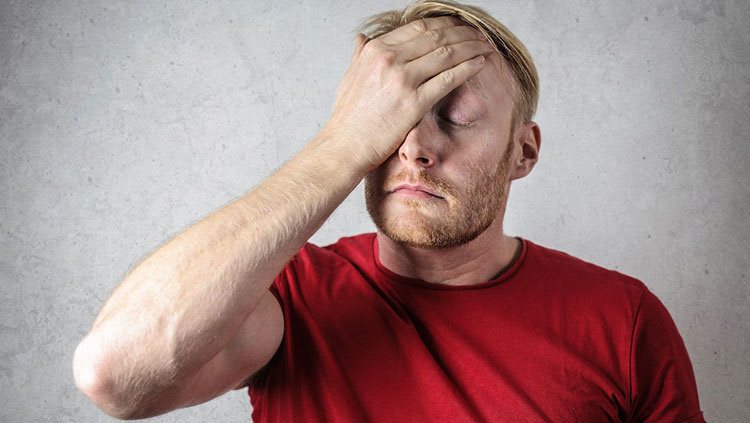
[383, 169, 457, 198]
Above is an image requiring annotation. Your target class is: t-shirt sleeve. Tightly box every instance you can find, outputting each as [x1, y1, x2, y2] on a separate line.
[245, 251, 302, 391]
[267, 244, 311, 309]
[628, 288, 705, 423]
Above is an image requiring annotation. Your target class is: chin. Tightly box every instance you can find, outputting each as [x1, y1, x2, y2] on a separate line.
[371, 204, 491, 250]
[365, 177, 496, 250]
[381, 220, 487, 250]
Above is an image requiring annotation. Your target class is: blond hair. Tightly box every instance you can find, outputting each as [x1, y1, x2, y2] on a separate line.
[359, 0, 539, 127]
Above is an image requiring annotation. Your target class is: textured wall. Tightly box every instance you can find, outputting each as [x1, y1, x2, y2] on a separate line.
[1, 0, 748, 421]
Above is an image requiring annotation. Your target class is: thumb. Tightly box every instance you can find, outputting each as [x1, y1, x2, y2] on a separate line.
[352, 33, 369, 57]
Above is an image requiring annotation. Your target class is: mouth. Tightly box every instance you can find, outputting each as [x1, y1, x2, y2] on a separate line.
[389, 183, 444, 199]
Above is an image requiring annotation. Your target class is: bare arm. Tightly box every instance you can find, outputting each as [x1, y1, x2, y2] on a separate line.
[73, 133, 363, 419]
[72, 16, 493, 420]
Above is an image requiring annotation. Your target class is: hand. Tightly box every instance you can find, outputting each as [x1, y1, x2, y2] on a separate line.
[322, 16, 494, 173]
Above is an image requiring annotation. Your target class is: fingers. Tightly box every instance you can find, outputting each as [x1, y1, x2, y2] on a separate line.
[399, 25, 487, 62]
[377, 16, 464, 45]
[416, 55, 486, 109]
[406, 39, 495, 86]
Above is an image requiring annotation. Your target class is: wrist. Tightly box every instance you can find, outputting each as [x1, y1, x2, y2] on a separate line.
[312, 126, 377, 178]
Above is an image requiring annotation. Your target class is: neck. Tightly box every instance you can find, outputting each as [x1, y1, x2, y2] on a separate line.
[376, 216, 521, 286]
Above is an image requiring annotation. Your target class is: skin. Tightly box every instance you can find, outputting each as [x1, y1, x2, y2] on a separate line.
[368, 49, 541, 285]
[72, 16, 540, 420]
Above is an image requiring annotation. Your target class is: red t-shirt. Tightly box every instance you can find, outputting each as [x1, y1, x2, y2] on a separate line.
[248, 233, 704, 422]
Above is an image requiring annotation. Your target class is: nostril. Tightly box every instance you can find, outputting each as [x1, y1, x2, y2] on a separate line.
[417, 157, 430, 164]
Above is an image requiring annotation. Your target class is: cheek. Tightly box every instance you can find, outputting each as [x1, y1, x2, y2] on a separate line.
[442, 156, 488, 186]
[453, 159, 504, 199]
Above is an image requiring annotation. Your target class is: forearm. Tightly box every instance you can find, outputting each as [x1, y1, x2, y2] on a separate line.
[74, 132, 364, 401]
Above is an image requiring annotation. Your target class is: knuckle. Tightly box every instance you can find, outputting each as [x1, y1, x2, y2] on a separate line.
[410, 20, 428, 33]
[375, 49, 398, 67]
[439, 71, 455, 89]
[424, 29, 442, 45]
[361, 39, 381, 55]
[435, 45, 453, 60]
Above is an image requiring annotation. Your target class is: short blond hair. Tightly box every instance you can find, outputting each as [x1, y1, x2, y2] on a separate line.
[359, 0, 539, 127]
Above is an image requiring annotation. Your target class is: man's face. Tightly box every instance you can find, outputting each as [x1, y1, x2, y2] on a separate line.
[365, 51, 518, 249]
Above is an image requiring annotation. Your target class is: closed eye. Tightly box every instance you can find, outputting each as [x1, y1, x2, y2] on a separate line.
[438, 114, 472, 128]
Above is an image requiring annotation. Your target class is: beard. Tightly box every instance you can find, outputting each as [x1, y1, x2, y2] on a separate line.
[365, 137, 514, 250]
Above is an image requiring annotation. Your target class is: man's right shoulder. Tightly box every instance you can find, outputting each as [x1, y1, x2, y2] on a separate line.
[293, 232, 376, 262]
[282, 232, 376, 276]
[323, 232, 376, 252]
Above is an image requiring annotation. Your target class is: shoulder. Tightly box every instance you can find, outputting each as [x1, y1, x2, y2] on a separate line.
[277, 233, 376, 285]
[270, 233, 378, 315]
[524, 238, 646, 289]
[322, 232, 376, 258]
[521, 239, 648, 309]
[292, 232, 375, 266]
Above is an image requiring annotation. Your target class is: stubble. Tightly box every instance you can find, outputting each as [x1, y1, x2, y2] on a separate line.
[365, 137, 514, 249]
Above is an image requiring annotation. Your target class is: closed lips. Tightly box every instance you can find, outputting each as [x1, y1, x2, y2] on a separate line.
[390, 184, 443, 198]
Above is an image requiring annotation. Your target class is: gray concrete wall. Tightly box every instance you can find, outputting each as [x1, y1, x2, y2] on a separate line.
[1, 0, 748, 421]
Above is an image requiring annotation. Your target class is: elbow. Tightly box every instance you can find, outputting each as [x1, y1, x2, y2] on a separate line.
[72, 336, 146, 420]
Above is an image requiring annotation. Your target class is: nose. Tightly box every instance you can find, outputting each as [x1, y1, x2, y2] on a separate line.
[398, 115, 443, 169]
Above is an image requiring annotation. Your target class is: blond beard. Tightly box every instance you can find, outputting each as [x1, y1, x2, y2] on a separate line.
[365, 138, 514, 249]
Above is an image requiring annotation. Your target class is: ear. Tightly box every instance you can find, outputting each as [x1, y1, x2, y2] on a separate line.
[509, 121, 541, 181]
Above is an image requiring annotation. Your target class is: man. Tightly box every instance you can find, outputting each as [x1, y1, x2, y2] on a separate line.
[73, 1, 704, 421]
